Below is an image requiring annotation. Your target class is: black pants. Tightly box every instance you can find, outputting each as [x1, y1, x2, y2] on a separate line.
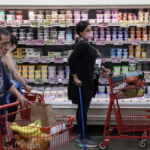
[7, 94, 17, 123]
[76, 100, 91, 139]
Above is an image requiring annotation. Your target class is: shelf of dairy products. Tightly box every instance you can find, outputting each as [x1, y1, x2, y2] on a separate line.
[23, 58, 68, 63]
[18, 41, 150, 45]
[6, 22, 150, 27]
[27, 78, 68, 83]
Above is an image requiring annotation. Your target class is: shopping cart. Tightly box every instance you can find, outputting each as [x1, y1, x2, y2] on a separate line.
[99, 72, 150, 150]
[0, 101, 75, 150]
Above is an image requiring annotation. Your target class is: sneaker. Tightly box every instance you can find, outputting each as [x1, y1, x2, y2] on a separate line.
[78, 139, 99, 148]
[75, 134, 81, 143]
[85, 135, 95, 142]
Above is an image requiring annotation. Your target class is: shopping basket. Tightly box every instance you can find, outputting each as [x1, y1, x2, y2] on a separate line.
[0, 101, 75, 150]
[99, 72, 150, 149]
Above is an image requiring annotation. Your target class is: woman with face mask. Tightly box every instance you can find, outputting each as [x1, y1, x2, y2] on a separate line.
[68, 21, 111, 147]
[3, 34, 32, 123]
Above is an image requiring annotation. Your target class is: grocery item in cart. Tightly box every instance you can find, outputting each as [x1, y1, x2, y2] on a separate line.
[113, 82, 127, 94]
[124, 85, 137, 97]
[115, 91, 125, 98]
[126, 76, 138, 82]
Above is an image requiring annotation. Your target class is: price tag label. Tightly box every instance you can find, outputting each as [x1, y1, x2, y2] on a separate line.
[101, 57, 106, 63]
[57, 75, 64, 79]
[49, 78, 58, 84]
[34, 78, 44, 84]
[113, 39, 123, 45]
[41, 57, 50, 63]
[29, 57, 39, 63]
[55, 39, 65, 45]
[96, 39, 105, 45]
[26, 39, 36, 45]
[11, 20, 21, 27]
[46, 39, 55, 45]
[54, 57, 63, 63]
[137, 21, 146, 27]
[100, 78, 109, 84]
[36, 39, 45, 45]
[30, 21, 40, 27]
[129, 57, 138, 64]
[112, 57, 121, 63]
[131, 39, 141, 45]
[0, 21, 7, 27]
[14, 57, 23, 64]
[62, 78, 69, 84]
[99, 22, 108, 27]
[43, 21, 53, 28]
[60, 21, 70, 27]
[120, 21, 130, 27]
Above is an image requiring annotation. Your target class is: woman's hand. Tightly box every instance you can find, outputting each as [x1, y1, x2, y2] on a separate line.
[102, 67, 111, 74]
[74, 78, 82, 87]
[24, 85, 32, 92]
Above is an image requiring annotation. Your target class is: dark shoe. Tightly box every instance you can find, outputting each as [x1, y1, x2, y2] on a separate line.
[4, 141, 13, 149]
[75, 134, 81, 143]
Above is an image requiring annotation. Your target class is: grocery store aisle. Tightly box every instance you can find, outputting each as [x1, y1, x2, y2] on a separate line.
[58, 136, 150, 150]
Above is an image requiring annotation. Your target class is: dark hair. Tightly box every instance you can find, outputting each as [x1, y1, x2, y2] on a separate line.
[74, 21, 90, 47]
[10, 34, 18, 46]
[0, 28, 10, 41]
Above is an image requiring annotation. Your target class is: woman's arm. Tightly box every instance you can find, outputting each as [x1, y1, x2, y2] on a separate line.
[69, 44, 86, 86]
[101, 66, 111, 74]
[3, 54, 32, 92]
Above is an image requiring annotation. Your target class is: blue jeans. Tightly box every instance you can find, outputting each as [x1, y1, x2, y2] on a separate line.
[76, 100, 91, 139]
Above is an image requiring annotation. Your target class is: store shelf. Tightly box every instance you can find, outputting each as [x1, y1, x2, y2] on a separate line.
[18, 40, 150, 45]
[6, 22, 150, 27]
[27, 78, 68, 83]
[105, 58, 150, 62]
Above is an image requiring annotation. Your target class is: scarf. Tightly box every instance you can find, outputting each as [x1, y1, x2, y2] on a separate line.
[76, 37, 101, 79]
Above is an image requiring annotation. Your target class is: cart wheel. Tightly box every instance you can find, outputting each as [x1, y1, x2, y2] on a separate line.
[99, 141, 107, 150]
[138, 140, 147, 148]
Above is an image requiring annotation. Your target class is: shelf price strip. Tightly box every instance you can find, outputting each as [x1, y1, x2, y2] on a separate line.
[46, 39, 55, 45]
[34, 78, 44, 84]
[49, 78, 58, 84]
[62, 78, 69, 84]
[43, 21, 53, 28]
[100, 78, 109, 84]
[41, 57, 50, 63]
[26, 39, 36, 45]
[30, 21, 40, 27]
[112, 57, 121, 63]
[14, 57, 23, 64]
[131, 39, 141, 45]
[60, 21, 70, 27]
[55, 39, 65, 45]
[120, 21, 130, 27]
[96, 39, 106, 45]
[36, 39, 45, 45]
[137, 21, 146, 27]
[54, 57, 63, 63]
[113, 39, 123, 45]
[99, 22, 108, 28]
[29, 57, 39, 63]
[100, 57, 106, 63]
[129, 57, 138, 64]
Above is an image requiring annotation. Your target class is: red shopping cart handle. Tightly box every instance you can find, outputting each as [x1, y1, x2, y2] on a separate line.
[0, 101, 32, 110]
[102, 72, 113, 79]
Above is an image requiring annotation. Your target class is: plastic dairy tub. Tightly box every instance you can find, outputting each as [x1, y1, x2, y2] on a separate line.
[124, 28, 129, 31]
[93, 27, 99, 31]
[9, 10, 15, 15]
[99, 35, 104, 38]
[16, 15, 23, 20]
[123, 52, 128, 56]
[66, 10, 72, 15]
[96, 14, 103, 19]
[124, 31, 129, 34]
[106, 38, 111, 41]
[106, 31, 111, 34]
[74, 10, 80, 14]
[117, 52, 122, 57]
[111, 52, 116, 56]
[112, 27, 117, 31]
[110, 48, 116, 52]
[117, 49, 122, 52]
[118, 34, 123, 38]
[123, 56, 128, 59]
[104, 10, 110, 14]
[112, 34, 117, 38]
[97, 19, 103, 23]
[104, 19, 110, 23]
[113, 66, 121, 72]
[94, 34, 99, 38]
[112, 14, 118, 19]
[7, 15, 15, 20]
[124, 38, 128, 41]
[16, 10, 23, 15]
[118, 31, 123, 34]
[96, 10, 103, 14]
[81, 14, 88, 19]
[112, 10, 118, 14]
[123, 49, 127, 52]
[112, 31, 117, 35]
[100, 32, 105, 35]
[58, 14, 65, 20]
[74, 19, 80, 23]
[0, 15, 5, 20]
[94, 38, 99, 41]
[99, 28, 105, 31]
[106, 27, 111, 31]
[89, 19, 96, 23]
[106, 34, 111, 38]
[94, 30, 99, 34]
[98, 86, 105, 94]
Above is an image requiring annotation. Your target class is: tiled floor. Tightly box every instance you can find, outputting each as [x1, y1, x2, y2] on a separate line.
[58, 136, 150, 150]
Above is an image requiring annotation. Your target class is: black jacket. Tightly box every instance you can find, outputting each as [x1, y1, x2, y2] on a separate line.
[68, 42, 97, 104]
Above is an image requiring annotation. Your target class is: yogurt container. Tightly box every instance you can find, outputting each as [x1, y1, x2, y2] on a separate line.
[124, 31, 129, 34]
[112, 10, 118, 14]
[104, 10, 110, 14]
[124, 34, 129, 38]
[111, 52, 116, 56]
[104, 14, 110, 19]
[100, 32, 105, 35]
[117, 49, 122, 52]
[113, 66, 121, 72]
[122, 66, 128, 71]
[112, 31, 117, 34]
[106, 34, 111, 38]
[96, 10, 103, 14]
[16, 10, 23, 15]
[112, 19, 118, 23]
[110, 48, 116, 52]
[81, 14, 88, 19]
[94, 34, 99, 38]
[100, 35, 104, 38]
[118, 34, 123, 38]
[74, 15, 80, 19]
[112, 34, 117, 38]
[89, 19, 96, 23]
[82, 10, 88, 14]
[0, 15, 5, 20]
[112, 27, 117, 31]
[16, 15, 23, 20]
[93, 27, 99, 31]
[124, 28, 129, 31]
[123, 56, 128, 59]
[99, 28, 105, 31]
[104, 19, 110, 23]
[74, 10, 80, 14]
[112, 15, 118, 19]
[106, 38, 111, 41]
[74, 19, 80, 23]
[94, 30, 99, 34]
[106, 27, 111, 31]
[96, 14, 103, 19]
[106, 31, 111, 34]
[97, 19, 103, 23]
[7, 15, 15, 20]
[117, 52, 122, 57]
[124, 38, 128, 41]
[123, 49, 127, 52]
[123, 52, 128, 56]
[9, 10, 15, 15]
[58, 14, 65, 20]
